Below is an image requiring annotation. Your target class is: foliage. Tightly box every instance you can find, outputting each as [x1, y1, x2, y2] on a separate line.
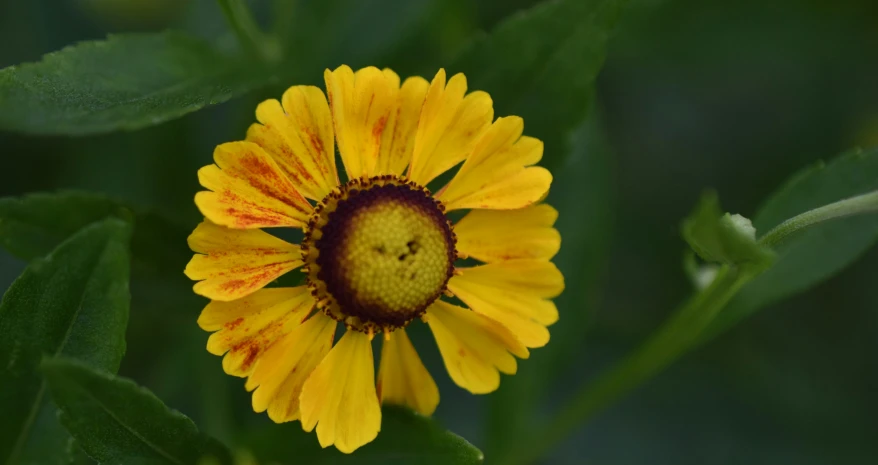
[0, 0, 876, 464]
[451, 0, 626, 164]
[0, 32, 269, 135]
[0, 220, 131, 465]
[0, 191, 188, 275]
[245, 406, 483, 465]
[41, 357, 234, 465]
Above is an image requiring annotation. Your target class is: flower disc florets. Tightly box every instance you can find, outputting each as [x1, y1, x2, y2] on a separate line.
[302, 175, 456, 333]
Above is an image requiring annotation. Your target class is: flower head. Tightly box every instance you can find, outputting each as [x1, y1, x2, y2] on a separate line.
[185, 65, 564, 453]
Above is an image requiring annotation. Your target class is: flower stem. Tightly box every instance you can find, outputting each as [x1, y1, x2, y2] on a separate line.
[506, 266, 758, 465]
[758, 190, 878, 247]
[216, 0, 279, 63]
[509, 189, 878, 465]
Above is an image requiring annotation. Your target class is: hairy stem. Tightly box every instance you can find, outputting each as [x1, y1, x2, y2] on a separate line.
[759, 190, 878, 247]
[513, 188, 878, 465]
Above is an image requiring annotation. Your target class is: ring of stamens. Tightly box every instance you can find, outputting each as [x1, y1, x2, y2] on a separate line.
[301, 175, 457, 334]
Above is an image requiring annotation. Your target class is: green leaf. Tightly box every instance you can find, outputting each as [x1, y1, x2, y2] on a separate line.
[704, 147, 878, 338]
[245, 406, 482, 465]
[68, 441, 97, 465]
[0, 191, 190, 277]
[681, 191, 775, 268]
[0, 32, 270, 135]
[450, 0, 626, 165]
[0, 219, 131, 465]
[40, 357, 233, 465]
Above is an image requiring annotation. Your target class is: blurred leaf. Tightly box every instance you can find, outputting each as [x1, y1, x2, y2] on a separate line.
[68, 440, 97, 465]
[280, 0, 435, 80]
[486, 113, 615, 460]
[452, 3, 629, 447]
[246, 405, 482, 465]
[40, 357, 233, 465]
[681, 191, 775, 268]
[450, 0, 626, 165]
[376, 0, 480, 78]
[0, 31, 269, 135]
[704, 147, 878, 338]
[0, 219, 131, 465]
[0, 191, 190, 276]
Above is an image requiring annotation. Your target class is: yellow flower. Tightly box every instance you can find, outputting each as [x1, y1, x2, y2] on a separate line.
[185, 65, 564, 453]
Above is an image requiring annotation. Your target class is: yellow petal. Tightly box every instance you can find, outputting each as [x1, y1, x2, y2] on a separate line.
[452, 260, 564, 300]
[300, 331, 382, 453]
[408, 69, 493, 186]
[425, 300, 528, 394]
[184, 221, 303, 301]
[324, 65, 397, 180]
[437, 117, 551, 211]
[377, 329, 439, 416]
[247, 312, 336, 423]
[449, 167, 552, 211]
[447, 260, 564, 348]
[454, 204, 560, 263]
[374, 72, 430, 176]
[197, 286, 314, 377]
[448, 280, 551, 348]
[246, 85, 338, 200]
[195, 141, 313, 229]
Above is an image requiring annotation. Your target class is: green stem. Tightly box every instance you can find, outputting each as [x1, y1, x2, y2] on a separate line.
[506, 266, 757, 465]
[510, 188, 878, 465]
[759, 190, 878, 247]
[216, 0, 278, 63]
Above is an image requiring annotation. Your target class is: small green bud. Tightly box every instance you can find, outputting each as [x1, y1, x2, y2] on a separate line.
[681, 191, 775, 269]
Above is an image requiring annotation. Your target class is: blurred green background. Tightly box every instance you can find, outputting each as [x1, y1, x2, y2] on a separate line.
[1, 0, 877, 463]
